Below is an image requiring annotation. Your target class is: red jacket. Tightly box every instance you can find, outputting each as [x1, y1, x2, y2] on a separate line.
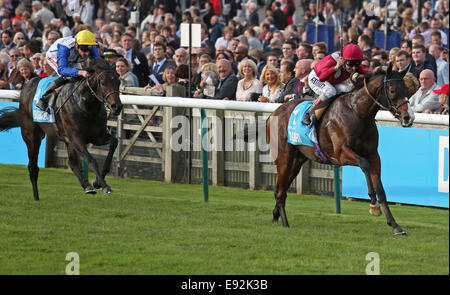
[314, 52, 370, 84]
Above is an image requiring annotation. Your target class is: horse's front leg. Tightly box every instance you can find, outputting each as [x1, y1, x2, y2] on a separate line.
[370, 154, 406, 235]
[92, 134, 118, 191]
[66, 144, 96, 194]
[340, 145, 381, 216]
[78, 143, 113, 195]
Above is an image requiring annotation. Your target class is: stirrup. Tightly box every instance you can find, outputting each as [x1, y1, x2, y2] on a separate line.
[302, 112, 312, 126]
[35, 100, 48, 111]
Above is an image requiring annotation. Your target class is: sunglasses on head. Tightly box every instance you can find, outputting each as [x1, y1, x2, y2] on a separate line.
[345, 60, 362, 67]
[79, 45, 93, 52]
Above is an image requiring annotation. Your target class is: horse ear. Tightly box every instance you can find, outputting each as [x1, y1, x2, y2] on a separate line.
[386, 62, 393, 78]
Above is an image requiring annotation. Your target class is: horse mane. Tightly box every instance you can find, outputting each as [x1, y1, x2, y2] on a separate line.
[87, 57, 112, 73]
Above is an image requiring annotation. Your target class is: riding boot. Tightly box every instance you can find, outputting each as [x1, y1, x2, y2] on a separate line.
[36, 81, 58, 112]
[302, 96, 328, 126]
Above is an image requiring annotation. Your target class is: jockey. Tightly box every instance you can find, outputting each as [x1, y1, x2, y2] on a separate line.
[36, 30, 100, 112]
[302, 43, 371, 126]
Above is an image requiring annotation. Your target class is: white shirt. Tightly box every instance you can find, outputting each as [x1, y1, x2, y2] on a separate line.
[409, 83, 441, 112]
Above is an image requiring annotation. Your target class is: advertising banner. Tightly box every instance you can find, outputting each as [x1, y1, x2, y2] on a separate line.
[342, 125, 449, 208]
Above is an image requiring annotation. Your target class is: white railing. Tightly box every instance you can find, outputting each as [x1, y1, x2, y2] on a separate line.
[1, 90, 448, 126]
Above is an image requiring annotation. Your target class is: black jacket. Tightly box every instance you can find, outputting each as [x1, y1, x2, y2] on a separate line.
[215, 73, 238, 100]
[131, 49, 150, 87]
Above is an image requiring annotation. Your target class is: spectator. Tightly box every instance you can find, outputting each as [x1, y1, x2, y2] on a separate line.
[429, 44, 449, 87]
[39, 54, 56, 77]
[293, 59, 313, 100]
[395, 50, 420, 77]
[116, 57, 139, 88]
[312, 42, 327, 60]
[400, 39, 412, 56]
[409, 69, 441, 113]
[389, 47, 400, 64]
[174, 48, 188, 67]
[193, 63, 219, 99]
[209, 15, 223, 44]
[271, 1, 288, 30]
[249, 48, 266, 79]
[144, 65, 185, 96]
[411, 44, 437, 79]
[149, 42, 173, 86]
[277, 60, 299, 103]
[14, 58, 38, 90]
[266, 52, 279, 69]
[433, 83, 449, 114]
[282, 40, 298, 64]
[215, 58, 238, 100]
[236, 59, 263, 101]
[24, 20, 42, 40]
[215, 26, 234, 50]
[258, 64, 283, 103]
[0, 30, 15, 50]
[121, 33, 150, 87]
[372, 50, 388, 66]
[296, 42, 313, 60]
[109, 0, 128, 27]
[13, 32, 26, 47]
[31, 52, 42, 75]
[0, 47, 23, 89]
[32, 1, 55, 27]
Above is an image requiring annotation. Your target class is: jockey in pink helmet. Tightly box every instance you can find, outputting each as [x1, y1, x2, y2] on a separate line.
[302, 43, 371, 126]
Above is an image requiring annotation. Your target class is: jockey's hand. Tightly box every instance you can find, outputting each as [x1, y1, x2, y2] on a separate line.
[335, 57, 344, 71]
[79, 70, 90, 78]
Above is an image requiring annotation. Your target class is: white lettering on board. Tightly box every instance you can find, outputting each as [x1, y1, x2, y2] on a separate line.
[438, 136, 449, 193]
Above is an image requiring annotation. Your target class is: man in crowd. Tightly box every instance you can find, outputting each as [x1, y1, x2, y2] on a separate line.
[409, 69, 441, 113]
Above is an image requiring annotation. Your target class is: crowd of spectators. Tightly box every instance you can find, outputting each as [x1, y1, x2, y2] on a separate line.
[0, 0, 448, 114]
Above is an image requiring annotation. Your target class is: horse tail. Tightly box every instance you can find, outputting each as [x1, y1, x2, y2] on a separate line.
[0, 107, 20, 132]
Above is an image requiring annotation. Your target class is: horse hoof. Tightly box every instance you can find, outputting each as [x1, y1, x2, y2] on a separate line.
[102, 187, 113, 195]
[369, 204, 382, 216]
[393, 227, 407, 235]
[85, 186, 97, 194]
[92, 178, 101, 189]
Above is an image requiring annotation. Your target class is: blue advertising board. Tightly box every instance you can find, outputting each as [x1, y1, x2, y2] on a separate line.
[374, 30, 401, 51]
[0, 101, 46, 167]
[342, 125, 449, 208]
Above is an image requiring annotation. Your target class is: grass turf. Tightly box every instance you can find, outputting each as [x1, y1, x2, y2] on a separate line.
[0, 164, 448, 275]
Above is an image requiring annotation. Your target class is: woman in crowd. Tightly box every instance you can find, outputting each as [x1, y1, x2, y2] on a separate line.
[13, 32, 26, 46]
[144, 65, 185, 97]
[235, 59, 263, 101]
[115, 57, 139, 88]
[258, 64, 284, 103]
[14, 59, 38, 90]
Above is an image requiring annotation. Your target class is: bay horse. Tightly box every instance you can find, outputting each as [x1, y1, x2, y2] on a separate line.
[0, 57, 123, 200]
[266, 64, 414, 235]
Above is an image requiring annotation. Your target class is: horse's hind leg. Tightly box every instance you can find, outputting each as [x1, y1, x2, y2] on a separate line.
[22, 129, 44, 201]
[274, 150, 306, 227]
[66, 144, 96, 194]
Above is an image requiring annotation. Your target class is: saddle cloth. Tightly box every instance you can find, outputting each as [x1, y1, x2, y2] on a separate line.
[32, 77, 58, 123]
[287, 101, 328, 163]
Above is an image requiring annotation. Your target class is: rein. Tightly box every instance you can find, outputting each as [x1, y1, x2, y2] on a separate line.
[363, 75, 408, 117]
[86, 71, 120, 111]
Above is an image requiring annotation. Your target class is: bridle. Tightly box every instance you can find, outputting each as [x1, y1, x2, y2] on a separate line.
[86, 70, 120, 111]
[363, 74, 408, 118]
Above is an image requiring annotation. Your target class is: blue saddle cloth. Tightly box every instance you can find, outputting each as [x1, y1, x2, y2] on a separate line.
[287, 101, 328, 163]
[32, 77, 58, 123]
[287, 101, 316, 147]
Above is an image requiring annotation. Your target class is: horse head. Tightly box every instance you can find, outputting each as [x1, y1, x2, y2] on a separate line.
[86, 58, 123, 116]
[365, 63, 415, 127]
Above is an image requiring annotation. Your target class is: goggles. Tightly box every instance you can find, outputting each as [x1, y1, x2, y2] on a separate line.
[345, 60, 362, 67]
[79, 45, 93, 52]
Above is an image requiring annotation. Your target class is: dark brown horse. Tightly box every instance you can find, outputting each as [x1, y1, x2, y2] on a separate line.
[267, 64, 414, 235]
[0, 58, 123, 200]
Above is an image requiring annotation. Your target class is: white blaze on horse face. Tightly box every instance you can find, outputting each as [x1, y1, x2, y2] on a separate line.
[406, 99, 415, 124]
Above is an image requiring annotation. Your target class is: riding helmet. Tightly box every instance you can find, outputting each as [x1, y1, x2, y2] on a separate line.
[75, 30, 98, 46]
[342, 44, 364, 61]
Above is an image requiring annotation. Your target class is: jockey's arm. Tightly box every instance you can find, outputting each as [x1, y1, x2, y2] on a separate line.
[316, 57, 338, 82]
